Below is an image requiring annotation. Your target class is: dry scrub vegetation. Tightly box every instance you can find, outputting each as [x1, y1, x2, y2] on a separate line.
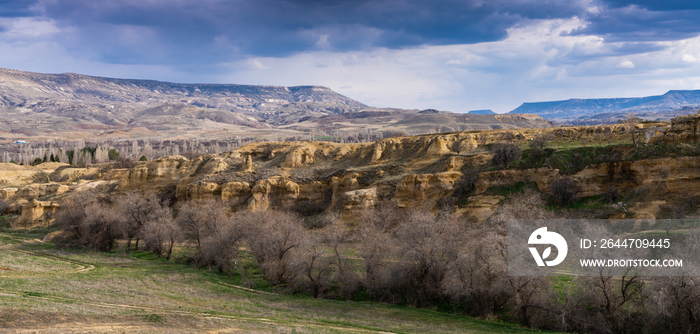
[41, 189, 700, 334]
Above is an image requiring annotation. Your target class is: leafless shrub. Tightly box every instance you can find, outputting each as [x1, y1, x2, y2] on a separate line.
[200, 214, 245, 279]
[143, 208, 181, 260]
[501, 132, 516, 142]
[650, 276, 700, 334]
[603, 187, 621, 203]
[657, 204, 685, 220]
[31, 171, 50, 184]
[443, 229, 509, 318]
[324, 221, 359, 300]
[550, 177, 581, 206]
[80, 202, 122, 252]
[298, 232, 333, 298]
[491, 142, 522, 168]
[243, 210, 304, 286]
[55, 190, 98, 243]
[0, 198, 9, 216]
[114, 191, 169, 251]
[393, 209, 463, 307]
[49, 171, 70, 183]
[114, 157, 134, 169]
[451, 140, 464, 153]
[175, 200, 228, 262]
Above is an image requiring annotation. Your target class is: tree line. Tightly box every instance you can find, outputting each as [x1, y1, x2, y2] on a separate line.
[52, 190, 700, 334]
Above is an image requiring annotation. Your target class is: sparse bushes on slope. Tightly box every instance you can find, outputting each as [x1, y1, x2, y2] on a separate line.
[550, 177, 581, 206]
[0, 198, 9, 216]
[242, 210, 305, 286]
[491, 142, 522, 168]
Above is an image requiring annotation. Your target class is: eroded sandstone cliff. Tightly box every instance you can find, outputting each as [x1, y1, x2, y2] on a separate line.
[3, 117, 700, 228]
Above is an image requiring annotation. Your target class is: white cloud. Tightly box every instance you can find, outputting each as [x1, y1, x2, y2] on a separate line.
[682, 54, 698, 63]
[211, 17, 700, 112]
[0, 17, 60, 40]
[616, 60, 635, 68]
[5, 14, 700, 113]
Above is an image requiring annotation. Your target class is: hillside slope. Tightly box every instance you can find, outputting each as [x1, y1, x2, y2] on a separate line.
[0, 68, 555, 140]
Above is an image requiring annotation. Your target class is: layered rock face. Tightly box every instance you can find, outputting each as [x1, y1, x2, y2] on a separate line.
[394, 172, 462, 208]
[653, 113, 700, 144]
[5, 118, 700, 228]
[14, 199, 60, 228]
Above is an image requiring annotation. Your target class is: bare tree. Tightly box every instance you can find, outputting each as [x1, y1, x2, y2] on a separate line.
[622, 113, 640, 145]
[55, 190, 98, 242]
[175, 200, 228, 261]
[443, 229, 509, 317]
[360, 200, 406, 233]
[324, 221, 358, 300]
[0, 198, 9, 216]
[200, 214, 245, 278]
[578, 272, 646, 333]
[143, 207, 181, 260]
[114, 192, 168, 251]
[551, 177, 581, 206]
[81, 202, 122, 252]
[491, 142, 522, 168]
[651, 276, 700, 333]
[507, 276, 552, 328]
[299, 232, 333, 298]
[394, 209, 463, 307]
[529, 135, 550, 152]
[243, 210, 304, 286]
[478, 135, 488, 147]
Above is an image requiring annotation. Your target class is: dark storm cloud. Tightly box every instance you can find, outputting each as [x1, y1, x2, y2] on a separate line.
[605, 0, 700, 11]
[0, 0, 41, 17]
[6, 0, 590, 60]
[3, 0, 700, 65]
[567, 5, 700, 42]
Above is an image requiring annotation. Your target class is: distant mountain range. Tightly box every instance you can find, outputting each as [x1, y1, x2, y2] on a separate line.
[468, 109, 496, 114]
[0, 68, 553, 140]
[508, 90, 700, 122]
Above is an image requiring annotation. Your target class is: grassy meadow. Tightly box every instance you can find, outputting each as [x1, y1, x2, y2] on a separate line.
[0, 227, 549, 334]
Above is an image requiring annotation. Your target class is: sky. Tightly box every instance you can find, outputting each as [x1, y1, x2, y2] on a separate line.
[2, 0, 700, 113]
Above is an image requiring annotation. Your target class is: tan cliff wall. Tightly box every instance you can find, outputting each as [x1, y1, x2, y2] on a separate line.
[653, 113, 700, 144]
[6, 118, 700, 228]
[474, 156, 700, 199]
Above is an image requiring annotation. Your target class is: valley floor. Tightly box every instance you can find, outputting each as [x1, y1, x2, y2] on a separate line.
[0, 230, 545, 334]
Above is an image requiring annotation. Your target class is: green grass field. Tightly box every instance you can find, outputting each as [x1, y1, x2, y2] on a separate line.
[0, 230, 553, 334]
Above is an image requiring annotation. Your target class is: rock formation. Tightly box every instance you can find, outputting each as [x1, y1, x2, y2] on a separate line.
[4, 117, 700, 228]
